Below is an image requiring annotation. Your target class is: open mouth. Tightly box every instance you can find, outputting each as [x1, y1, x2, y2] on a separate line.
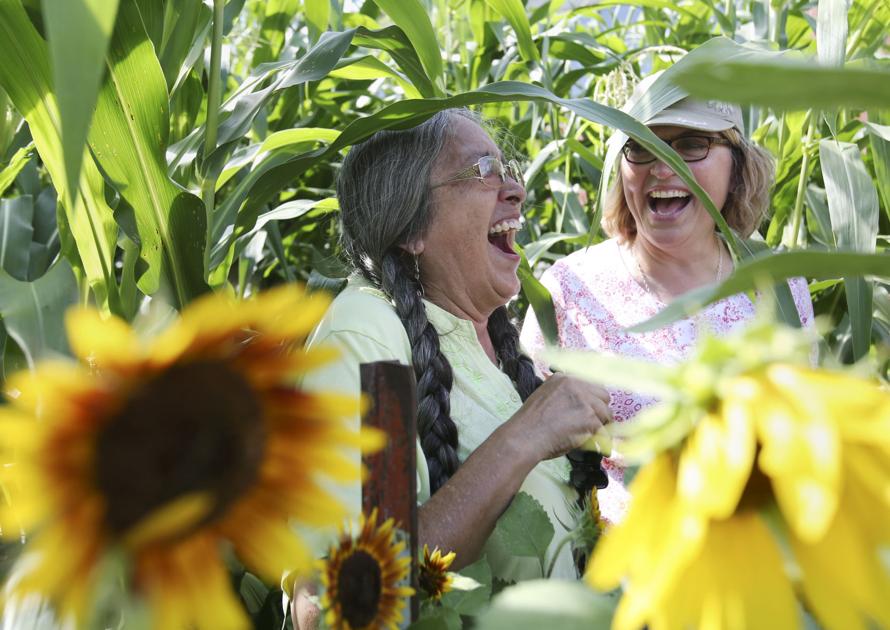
[488, 218, 521, 257]
[647, 189, 691, 217]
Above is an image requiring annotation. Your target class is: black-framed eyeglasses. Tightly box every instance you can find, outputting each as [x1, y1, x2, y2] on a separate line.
[431, 155, 524, 189]
[622, 135, 732, 165]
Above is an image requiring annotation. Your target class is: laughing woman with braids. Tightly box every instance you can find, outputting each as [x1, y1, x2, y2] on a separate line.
[297, 110, 610, 599]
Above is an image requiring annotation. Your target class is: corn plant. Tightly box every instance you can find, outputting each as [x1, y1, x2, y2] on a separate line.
[0, 0, 888, 627]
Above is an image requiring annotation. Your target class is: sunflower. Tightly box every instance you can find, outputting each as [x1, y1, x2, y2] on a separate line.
[0, 285, 384, 629]
[320, 508, 413, 629]
[588, 363, 890, 630]
[418, 545, 455, 602]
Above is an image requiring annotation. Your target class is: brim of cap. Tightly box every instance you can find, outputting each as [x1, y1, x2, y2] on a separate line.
[644, 110, 736, 132]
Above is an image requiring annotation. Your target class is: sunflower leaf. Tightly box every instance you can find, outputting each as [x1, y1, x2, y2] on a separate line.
[489, 492, 554, 569]
[410, 605, 462, 629]
[441, 556, 492, 615]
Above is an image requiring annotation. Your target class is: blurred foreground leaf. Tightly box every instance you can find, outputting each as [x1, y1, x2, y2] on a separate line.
[475, 579, 616, 630]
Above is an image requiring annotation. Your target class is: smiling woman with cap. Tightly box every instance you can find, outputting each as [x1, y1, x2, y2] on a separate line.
[520, 77, 815, 525]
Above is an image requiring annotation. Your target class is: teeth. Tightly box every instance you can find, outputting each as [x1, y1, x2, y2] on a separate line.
[648, 189, 690, 199]
[488, 218, 522, 235]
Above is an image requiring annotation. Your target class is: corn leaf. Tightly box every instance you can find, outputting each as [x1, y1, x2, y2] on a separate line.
[254, 0, 299, 64]
[0, 196, 34, 280]
[158, 0, 209, 91]
[819, 140, 880, 361]
[0, 141, 34, 196]
[484, 0, 540, 62]
[517, 246, 558, 346]
[672, 55, 890, 111]
[368, 0, 443, 94]
[89, 1, 208, 307]
[0, 259, 77, 366]
[330, 55, 421, 98]
[0, 0, 120, 312]
[305, 0, 330, 40]
[353, 26, 437, 97]
[41, 0, 119, 205]
[865, 121, 890, 223]
[817, 0, 848, 67]
[168, 28, 355, 179]
[628, 251, 889, 333]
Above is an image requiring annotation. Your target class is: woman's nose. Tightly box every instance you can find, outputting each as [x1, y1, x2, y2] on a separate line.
[650, 158, 677, 179]
[499, 178, 526, 205]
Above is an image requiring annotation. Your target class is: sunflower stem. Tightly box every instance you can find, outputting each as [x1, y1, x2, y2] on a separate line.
[545, 531, 577, 578]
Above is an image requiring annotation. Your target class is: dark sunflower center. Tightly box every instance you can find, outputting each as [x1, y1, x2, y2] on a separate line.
[95, 360, 265, 537]
[419, 566, 445, 598]
[338, 550, 382, 628]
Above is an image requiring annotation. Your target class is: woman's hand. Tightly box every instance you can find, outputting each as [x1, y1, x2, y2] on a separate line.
[507, 373, 612, 462]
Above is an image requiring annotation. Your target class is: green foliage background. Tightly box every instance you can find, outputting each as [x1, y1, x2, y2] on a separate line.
[0, 0, 888, 376]
[0, 0, 888, 626]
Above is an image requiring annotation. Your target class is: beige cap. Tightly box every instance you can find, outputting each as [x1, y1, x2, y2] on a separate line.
[643, 96, 743, 133]
[625, 71, 744, 133]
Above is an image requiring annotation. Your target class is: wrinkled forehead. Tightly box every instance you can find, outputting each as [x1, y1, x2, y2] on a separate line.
[442, 115, 502, 166]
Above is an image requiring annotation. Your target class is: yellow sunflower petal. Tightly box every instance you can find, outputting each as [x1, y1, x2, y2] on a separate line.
[122, 492, 215, 549]
[140, 535, 250, 630]
[677, 404, 755, 520]
[224, 505, 314, 582]
[681, 513, 798, 630]
[252, 286, 331, 341]
[65, 307, 143, 368]
[5, 285, 370, 627]
[750, 367, 841, 542]
[4, 361, 97, 417]
[589, 454, 710, 630]
[793, 471, 890, 630]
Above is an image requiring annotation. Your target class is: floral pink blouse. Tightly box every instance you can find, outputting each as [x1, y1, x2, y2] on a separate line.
[519, 238, 815, 524]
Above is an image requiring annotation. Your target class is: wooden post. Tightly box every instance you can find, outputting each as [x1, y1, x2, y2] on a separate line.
[360, 361, 418, 623]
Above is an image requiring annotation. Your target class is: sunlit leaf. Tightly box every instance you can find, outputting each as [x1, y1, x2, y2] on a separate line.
[330, 55, 421, 98]
[305, 0, 330, 40]
[354, 25, 437, 97]
[0, 141, 34, 196]
[41, 0, 119, 205]
[0, 0, 120, 313]
[544, 349, 679, 400]
[89, 1, 208, 307]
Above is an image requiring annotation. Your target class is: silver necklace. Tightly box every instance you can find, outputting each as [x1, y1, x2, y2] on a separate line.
[632, 240, 724, 302]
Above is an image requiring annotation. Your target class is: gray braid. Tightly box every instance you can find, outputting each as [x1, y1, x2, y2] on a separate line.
[381, 250, 459, 492]
[338, 110, 473, 493]
[487, 305, 543, 401]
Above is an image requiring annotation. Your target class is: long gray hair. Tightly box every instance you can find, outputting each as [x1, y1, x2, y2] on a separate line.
[337, 109, 542, 493]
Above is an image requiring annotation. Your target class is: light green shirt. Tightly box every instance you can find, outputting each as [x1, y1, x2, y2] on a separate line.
[301, 275, 578, 581]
